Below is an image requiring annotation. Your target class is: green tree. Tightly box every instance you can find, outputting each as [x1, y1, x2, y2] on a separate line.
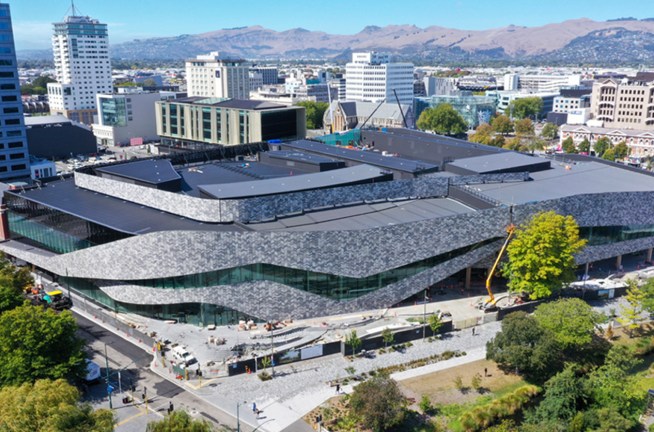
[561, 137, 577, 154]
[527, 137, 546, 154]
[381, 327, 394, 348]
[469, 123, 493, 145]
[428, 314, 442, 335]
[296, 101, 329, 129]
[587, 345, 645, 420]
[0, 379, 114, 432]
[20, 75, 56, 95]
[0, 305, 86, 385]
[514, 118, 534, 136]
[585, 407, 635, 432]
[416, 104, 468, 136]
[504, 211, 586, 299]
[541, 123, 558, 140]
[486, 311, 563, 383]
[348, 374, 406, 431]
[141, 78, 158, 87]
[613, 141, 630, 160]
[345, 330, 361, 357]
[146, 410, 213, 432]
[533, 364, 588, 423]
[618, 280, 645, 337]
[491, 114, 514, 136]
[508, 97, 543, 120]
[593, 137, 611, 157]
[533, 299, 604, 350]
[602, 148, 616, 161]
[640, 277, 654, 315]
[578, 138, 591, 154]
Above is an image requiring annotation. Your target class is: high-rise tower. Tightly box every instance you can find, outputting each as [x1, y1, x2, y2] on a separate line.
[47, 7, 111, 125]
[0, 3, 30, 180]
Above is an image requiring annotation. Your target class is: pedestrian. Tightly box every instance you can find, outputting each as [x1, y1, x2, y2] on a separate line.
[336, 383, 340, 394]
[252, 402, 257, 413]
[168, 401, 174, 414]
[484, 367, 488, 377]
[472, 327, 476, 336]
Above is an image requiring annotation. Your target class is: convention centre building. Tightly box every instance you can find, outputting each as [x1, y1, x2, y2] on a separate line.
[2, 128, 654, 325]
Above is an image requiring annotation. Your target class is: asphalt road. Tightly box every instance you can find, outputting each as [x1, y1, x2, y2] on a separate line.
[74, 312, 240, 431]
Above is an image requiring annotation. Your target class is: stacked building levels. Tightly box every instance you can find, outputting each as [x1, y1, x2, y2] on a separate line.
[0, 3, 30, 180]
[185, 52, 250, 99]
[345, 52, 414, 106]
[47, 13, 112, 125]
[591, 73, 654, 130]
[3, 129, 654, 326]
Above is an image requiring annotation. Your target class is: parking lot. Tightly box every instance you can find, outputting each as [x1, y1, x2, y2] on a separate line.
[54, 143, 159, 175]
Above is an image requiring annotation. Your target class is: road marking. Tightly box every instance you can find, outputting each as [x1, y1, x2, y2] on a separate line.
[116, 410, 146, 426]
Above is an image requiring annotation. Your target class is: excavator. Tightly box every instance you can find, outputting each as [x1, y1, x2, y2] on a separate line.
[483, 224, 516, 311]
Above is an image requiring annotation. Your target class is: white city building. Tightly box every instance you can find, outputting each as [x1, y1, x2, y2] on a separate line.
[93, 90, 174, 147]
[47, 14, 112, 125]
[185, 52, 250, 99]
[345, 52, 414, 106]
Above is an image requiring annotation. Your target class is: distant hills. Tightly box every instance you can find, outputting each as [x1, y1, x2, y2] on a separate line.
[18, 18, 654, 65]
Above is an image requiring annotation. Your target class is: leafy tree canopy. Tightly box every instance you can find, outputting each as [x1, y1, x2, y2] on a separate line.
[613, 141, 630, 160]
[348, 374, 406, 432]
[416, 103, 468, 136]
[0, 305, 86, 385]
[541, 122, 558, 140]
[514, 118, 534, 136]
[296, 101, 329, 130]
[491, 114, 514, 135]
[508, 97, 543, 120]
[0, 379, 114, 432]
[578, 138, 591, 154]
[593, 137, 611, 157]
[486, 311, 563, 383]
[20, 75, 56, 95]
[533, 298, 604, 350]
[146, 410, 213, 432]
[504, 211, 586, 299]
[533, 364, 588, 423]
[562, 138, 577, 154]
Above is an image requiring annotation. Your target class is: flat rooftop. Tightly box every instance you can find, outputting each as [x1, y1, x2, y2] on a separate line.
[198, 164, 390, 199]
[174, 97, 288, 110]
[96, 159, 181, 185]
[281, 140, 438, 174]
[7, 180, 240, 235]
[249, 197, 474, 231]
[445, 152, 551, 175]
[474, 160, 654, 204]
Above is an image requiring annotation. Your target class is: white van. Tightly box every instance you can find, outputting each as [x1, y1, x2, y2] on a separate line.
[171, 346, 197, 367]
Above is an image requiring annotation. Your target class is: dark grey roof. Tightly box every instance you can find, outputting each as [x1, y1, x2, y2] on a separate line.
[338, 101, 357, 117]
[281, 140, 438, 174]
[250, 198, 474, 231]
[174, 97, 287, 110]
[265, 150, 341, 165]
[474, 160, 654, 204]
[198, 164, 389, 199]
[445, 152, 550, 174]
[7, 180, 240, 235]
[96, 160, 181, 185]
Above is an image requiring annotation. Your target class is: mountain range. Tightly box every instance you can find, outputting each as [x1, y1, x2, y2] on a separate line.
[18, 18, 654, 65]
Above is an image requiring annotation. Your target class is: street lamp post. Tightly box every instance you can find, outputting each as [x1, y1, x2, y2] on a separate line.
[236, 400, 247, 432]
[104, 344, 113, 409]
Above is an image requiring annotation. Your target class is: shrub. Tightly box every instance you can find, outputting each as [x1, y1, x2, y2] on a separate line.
[442, 351, 456, 360]
[419, 394, 434, 415]
[471, 373, 483, 392]
[258, 371, 272, 381]
[454, 375, 464, 391]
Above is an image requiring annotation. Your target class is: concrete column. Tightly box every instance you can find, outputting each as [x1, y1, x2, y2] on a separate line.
[465, 267, 472, 290]
[0, 204, 9, 241]
[584, 262, 590, 276]
[647, 248, 653, 263]
[616, 255, 623, 270]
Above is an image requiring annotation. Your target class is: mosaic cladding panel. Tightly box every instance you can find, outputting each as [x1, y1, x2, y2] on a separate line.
[4, 185, 654, 320]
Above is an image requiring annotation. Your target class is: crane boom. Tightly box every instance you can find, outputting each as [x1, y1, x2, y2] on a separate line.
[485, 224, 516, 307]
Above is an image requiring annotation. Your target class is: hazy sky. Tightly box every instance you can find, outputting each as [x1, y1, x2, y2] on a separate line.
[7, 0, 654, 50]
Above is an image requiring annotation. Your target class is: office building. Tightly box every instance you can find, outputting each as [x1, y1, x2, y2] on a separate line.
[345, 52, 414, 105]
[93, 91, 165, 147]
[4, 129, 654, 325]
[518, 74, 581, 93]
[25, 115, 96, 159]
[249, 66, 279, 85]
[185, 52, 250, 99]
[155, 97, 306, 151]
[415, 94, 497, 128]
[47, 14, 111, 125]
[553, 87, 592, 114]
[0, 3, 30, 180]
[503, 74, 519, 91]
[488, 91, 558, 118]
[590, 74, 654, 130]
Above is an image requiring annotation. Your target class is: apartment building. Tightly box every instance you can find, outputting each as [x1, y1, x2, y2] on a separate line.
[47, 14, 112, 125]
[345, 52, 414, 105]
[185, 52, 250, 99]
[591, 74, 654, 130]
